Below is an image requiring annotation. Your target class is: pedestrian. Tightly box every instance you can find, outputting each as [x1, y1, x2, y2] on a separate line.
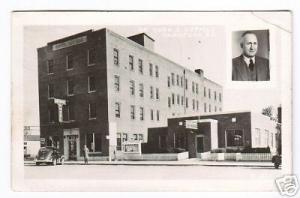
[83, 145, 89, 165]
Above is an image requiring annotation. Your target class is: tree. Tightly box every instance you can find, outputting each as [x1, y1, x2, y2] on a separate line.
[262, 106, 273, 118]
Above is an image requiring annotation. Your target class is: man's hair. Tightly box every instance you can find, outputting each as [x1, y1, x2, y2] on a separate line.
[240, 31, 257, 48]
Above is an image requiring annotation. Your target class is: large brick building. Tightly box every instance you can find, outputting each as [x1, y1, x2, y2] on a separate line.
[38, 28, 222, 160]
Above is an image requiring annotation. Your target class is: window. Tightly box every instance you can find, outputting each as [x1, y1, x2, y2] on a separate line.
[219, 107, 222, 111]
[171, 73, 175, 85]
[89, 103, 96, 119]
[208, 89, 211, 99]
[168, 76, 171, 87]
[129, 55, 134, 70]
[115, 102, 120, 118]
[204, 87, 206, 97]
[130, 105, 135, 120]
[215, 106, 217, 112]
[196, 83, 199, 94]
[133, 134, 138, 141]
[270, 133, 274, 147]
[265, 130, 269, 147]
[155, 65, 159, 77]
[156, 110, 160, 121]
[139, 83, 144, 97]
[123, 133, 128, 142]
[64, 105, 75, 121]
[226, 130, 244, 147]
[209, 104, 211, 112]
[86, 133, 102, 152]
[66, 54, 73, 70]
[150, 109, 154, 120]
[185, 79, 188, 90]
[48, 84, 54, 98]
[138, 59, 143, 74]
[138, 134, 144, 141]
[114, 75, 120, 92]
[192, 82, 195, 93]
[192, 99, 195, 110]
[150, 86, 154, 99]
[181, 96, 184, 106]
[176, 75, 179, 86]
[204, 103, 207, 112]
[180, 76, 183, 87]
[113, 48, 119, 65]
[117, 133, 122, 151]
[155, 88, 159, 100]
[47, 59, 54, 74]
[88, 76, 96, 92]
[88, 49, 96, 65]
[149, 63, 153, 76]
[255, 128, 260, 146]
[48, 107, 56, 122]
[186, 97, 188, 108]
[140, 107, 144, 121]
[214, 91, 217, 100]
[219, 93, 222, 102]
[168, 97, 171, 108]
[172, 93, 175, 105]
[196, 100, 199, 111]
[67, 79, 74, 96]
[130, 80, 135, 96]
[177, 94, 180, 105]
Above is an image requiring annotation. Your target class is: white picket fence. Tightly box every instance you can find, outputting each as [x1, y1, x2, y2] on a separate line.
[200, 152, 272, 161]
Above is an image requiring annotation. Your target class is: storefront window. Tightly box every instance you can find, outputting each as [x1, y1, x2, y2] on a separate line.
[226, 130, 244, 147]
[86, 133, 102, 152]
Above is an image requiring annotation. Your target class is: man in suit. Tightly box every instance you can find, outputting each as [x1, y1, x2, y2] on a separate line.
[232, 31, 270, 81]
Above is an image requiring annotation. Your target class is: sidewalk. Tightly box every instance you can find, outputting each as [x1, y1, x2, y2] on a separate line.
[25, 158, 274, 167]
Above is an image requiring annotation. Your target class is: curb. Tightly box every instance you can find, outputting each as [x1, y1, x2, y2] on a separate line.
[24, 161, 274, 168]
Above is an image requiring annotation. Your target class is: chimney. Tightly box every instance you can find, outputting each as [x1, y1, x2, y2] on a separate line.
[195, 69, 204, 77]
[128, 33, 155, 51]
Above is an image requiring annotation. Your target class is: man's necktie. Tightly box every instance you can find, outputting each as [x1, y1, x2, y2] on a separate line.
[249, 59, 254, 71]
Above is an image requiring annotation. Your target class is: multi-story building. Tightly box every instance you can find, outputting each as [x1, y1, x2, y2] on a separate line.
[38, 28, 222, 160]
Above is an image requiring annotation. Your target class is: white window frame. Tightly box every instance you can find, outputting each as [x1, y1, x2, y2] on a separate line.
[88, 76, 96, 93]
[87, 49, 96, 66]
[89, 103, 97, 120]
[66, 54, 73, 70]
[67, 79, 74, 96]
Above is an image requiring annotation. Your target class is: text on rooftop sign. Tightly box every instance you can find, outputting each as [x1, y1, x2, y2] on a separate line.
[52, 36, 87, 51]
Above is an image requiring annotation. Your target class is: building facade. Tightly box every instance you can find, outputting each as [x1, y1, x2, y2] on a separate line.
[38, 28, 222, 160]
[145, 111, 277, 158]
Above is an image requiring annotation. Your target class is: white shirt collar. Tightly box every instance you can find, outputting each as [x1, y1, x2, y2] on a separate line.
[243, 56, 255, 67]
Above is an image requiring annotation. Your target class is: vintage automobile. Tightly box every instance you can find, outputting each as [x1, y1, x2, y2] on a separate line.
[272, 154, 282, 169]
[35, 147, 65, 166]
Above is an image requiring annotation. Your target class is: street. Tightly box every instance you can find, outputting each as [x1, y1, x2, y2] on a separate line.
[24, 164, 281, 180]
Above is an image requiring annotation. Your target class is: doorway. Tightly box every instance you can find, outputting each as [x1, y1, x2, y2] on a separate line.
[68, 135, 78, 160]
[196, 135, 204, 158]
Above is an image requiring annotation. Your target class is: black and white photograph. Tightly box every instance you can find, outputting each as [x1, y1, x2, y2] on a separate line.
[10, 11, 293, 193]
[232, 30, 270, 81]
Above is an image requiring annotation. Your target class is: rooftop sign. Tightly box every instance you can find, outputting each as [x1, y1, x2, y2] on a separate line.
[52, 36, 87, 51]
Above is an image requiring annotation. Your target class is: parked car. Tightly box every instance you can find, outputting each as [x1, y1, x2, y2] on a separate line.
[272, 154, 282, 169]
[35, 147, 64, 166]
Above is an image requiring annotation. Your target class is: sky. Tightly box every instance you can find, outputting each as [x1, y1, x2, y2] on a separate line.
[23, 23, 283, 127]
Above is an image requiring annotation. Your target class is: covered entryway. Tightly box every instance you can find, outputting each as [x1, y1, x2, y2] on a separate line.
[63, 128, 80, 160]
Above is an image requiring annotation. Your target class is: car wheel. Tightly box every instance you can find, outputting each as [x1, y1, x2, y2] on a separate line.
[36, 162, 40, 166]
[52, 159, 57, 166]
[274, 163, 280, 169]
[60, 158, 64, 165]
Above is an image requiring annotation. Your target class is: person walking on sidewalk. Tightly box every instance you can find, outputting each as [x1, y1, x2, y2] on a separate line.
[83, 145, 89, 165]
